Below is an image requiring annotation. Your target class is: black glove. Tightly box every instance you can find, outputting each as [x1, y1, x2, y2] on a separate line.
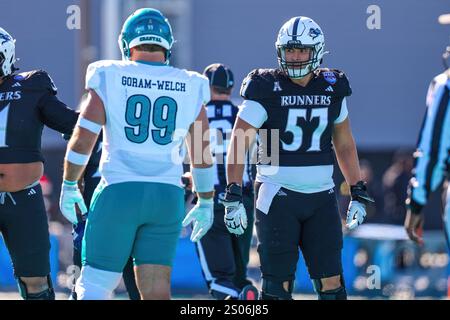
[350, 181, 375, 205]
[220, 183, 243, 203]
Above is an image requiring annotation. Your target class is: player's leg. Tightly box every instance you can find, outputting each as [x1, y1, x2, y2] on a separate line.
[122, 257, 140, 300]
[232, 192, 254, 287]
[232, 191, 258, 299]
[70, 220, 85, 299]
[134, 264, 171, 300]
[132, 183, 184, 300]
[1, 183, 54, 299]
[442, 181, 450, 249]
[442, 181, 450, 297]
[300, 188, 346, 300]
[74, 174, 140, 300]
[255, 182, 300, 300]
[75, 181, 140, 300]
[195, 201, 240, 299]
[70, 173, 98, 299]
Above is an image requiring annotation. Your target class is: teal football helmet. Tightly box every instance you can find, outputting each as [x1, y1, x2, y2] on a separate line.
[118, 8, 174, 63]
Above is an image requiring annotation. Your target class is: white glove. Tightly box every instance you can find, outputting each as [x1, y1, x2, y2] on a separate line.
[59, 180, 87, 225]
[345, 200, 367, 230]
[182, 197, 214, 242]
[223, 201, 248, 236]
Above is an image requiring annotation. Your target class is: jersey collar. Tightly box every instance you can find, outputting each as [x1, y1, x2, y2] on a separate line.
[135, 60, 167, 67]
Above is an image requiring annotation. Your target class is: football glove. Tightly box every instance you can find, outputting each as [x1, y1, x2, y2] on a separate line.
[345, 181, 374, 230]
[59, 180, 87, 225]
[182, 197, 214, 242]
[219, 183, 248, 235]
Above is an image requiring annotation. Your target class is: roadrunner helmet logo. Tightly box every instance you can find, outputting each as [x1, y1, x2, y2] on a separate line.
[308, 27, 322, 40]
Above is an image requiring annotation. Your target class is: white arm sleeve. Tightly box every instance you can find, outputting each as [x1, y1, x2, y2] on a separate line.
[237, 100, 268, 129]
[334, 97, 349, 124]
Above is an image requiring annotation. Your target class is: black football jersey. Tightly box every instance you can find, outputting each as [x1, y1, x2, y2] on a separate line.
[0, 70, 79, 163]
[240, 68, 351, 167]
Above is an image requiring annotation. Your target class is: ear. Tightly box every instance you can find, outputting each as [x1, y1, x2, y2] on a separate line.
[129, 47, 135, 59]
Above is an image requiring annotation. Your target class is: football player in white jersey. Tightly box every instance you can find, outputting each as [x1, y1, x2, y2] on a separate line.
[222, 16, 374, 300]
[59, 8, 215, 300]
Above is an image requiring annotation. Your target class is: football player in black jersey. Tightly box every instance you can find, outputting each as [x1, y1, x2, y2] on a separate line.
[185, 63, 258, 299]
[222, 17, 374, 300]
[0, 27, 79, 299]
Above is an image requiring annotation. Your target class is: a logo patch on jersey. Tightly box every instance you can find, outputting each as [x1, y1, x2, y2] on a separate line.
[325, 85, 334, 92]
[13, 75, 25, 82]
[273, 81, 283, 92]
[27, 188, 37, 196]
[323, 71, 336, 85]
[12, 82, 21, 88]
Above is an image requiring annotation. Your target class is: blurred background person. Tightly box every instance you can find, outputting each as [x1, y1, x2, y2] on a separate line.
[185, 63, 258, 300]
[383, 151, 414, 225]
[404, 12, 450, 294]
[339, 159, 384, 224]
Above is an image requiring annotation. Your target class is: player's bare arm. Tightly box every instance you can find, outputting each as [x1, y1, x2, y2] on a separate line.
[182, 105, 215, 242]
[220, 116, 257, 236]
[60, 89, 105, 225]
[64, 90, 105, 182]
[184, 105, 214, 200]
[332, 117, 361, 186]
[226, 117, 257, 186]
[333, 117, 374, 230]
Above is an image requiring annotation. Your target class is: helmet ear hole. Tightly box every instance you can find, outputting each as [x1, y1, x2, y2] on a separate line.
[121, 39, 130, 59]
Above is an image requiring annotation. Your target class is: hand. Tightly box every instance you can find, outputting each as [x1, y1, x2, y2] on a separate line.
[224, 203, 247, 235]
[404, 196, 425, 246]
[59, 180, 87, 225]
[181, 172, 193, 191]
[219, 183, 248, 235]
[345, 200, 366, 230]
[345, 181, 375, 230]
[182, 197, 213, 242]
[404, 210, 424, 245]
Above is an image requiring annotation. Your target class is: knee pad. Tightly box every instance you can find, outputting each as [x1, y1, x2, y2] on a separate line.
[312, 275, 347, 300]
[18, 275, 55, 300]
[75, 266, 122, 300]
[261, 279, 294, 300]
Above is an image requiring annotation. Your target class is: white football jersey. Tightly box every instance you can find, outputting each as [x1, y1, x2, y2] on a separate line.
[85, 60, 210, 187]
